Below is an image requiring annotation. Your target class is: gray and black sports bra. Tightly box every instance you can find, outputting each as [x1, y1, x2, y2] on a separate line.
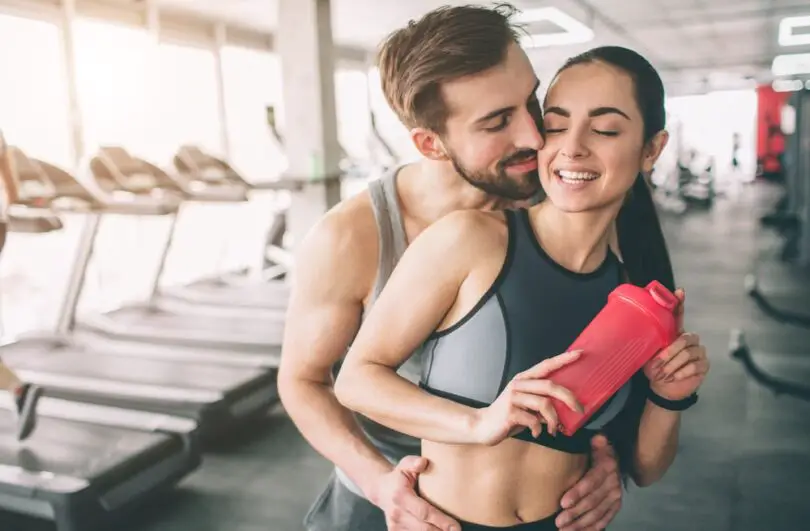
[419, 208, 632, 454]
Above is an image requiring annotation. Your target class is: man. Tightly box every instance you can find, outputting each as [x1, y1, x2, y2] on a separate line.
[279, 4, 622, 531]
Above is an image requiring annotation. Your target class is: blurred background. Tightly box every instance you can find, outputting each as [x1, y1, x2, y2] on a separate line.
[0, 0, 807, 530]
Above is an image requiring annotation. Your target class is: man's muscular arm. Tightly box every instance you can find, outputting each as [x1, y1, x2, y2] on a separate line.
[279, 205, 392, 494]
[278, 202, 458, 531]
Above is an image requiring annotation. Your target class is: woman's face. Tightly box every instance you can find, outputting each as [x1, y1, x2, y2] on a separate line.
[538, 61, 666, 214]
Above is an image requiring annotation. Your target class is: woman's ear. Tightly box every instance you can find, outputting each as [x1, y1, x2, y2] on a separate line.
[641, 130, 669, 173]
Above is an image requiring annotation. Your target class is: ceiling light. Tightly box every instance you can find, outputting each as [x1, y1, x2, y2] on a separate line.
[771, 53, 810, 76]
[516, 7, 594, 48]
[778, 15, 810, 47]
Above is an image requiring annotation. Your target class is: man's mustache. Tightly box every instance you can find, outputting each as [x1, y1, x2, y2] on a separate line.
[501, 150, 537, 167]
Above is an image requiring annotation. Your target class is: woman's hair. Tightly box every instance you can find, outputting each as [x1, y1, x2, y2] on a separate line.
[551, 46, 675, 485]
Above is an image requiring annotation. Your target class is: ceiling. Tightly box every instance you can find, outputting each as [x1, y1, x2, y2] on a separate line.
[157, 0, 810, 95]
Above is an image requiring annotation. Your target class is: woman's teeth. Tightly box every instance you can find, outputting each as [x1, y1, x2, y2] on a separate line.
[556, 170, 600, 182]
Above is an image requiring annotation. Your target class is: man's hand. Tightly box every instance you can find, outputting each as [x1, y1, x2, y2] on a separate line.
[556, 435, 622, 531]
[368, 455, 460, 531]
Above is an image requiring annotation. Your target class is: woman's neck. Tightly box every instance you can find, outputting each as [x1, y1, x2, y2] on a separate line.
[530, 202, 621, 274]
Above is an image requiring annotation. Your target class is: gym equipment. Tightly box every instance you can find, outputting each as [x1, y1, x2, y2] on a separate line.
[759, 89, 810, 263]
[0, 190, 202, 530]
[0, 392, 200, 531]
[1, 149, 280, 441]
[729, 330, 810, 402]
[731, 89, 810, 398]
[159, 146, 293, 311]
[744, 274, 810, 328]
[76, 147, 288, 354]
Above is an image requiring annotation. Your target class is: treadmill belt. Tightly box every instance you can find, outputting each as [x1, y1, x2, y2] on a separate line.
[0, 341, 265, 392]
[179, 279, 290, 309]
[0, 411, 179, 482]
[100, 307, 285, 344]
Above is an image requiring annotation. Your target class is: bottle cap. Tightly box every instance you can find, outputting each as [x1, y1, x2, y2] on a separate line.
[646, 281, 678, 310]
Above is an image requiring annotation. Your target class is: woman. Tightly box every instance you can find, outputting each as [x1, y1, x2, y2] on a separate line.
[0, 130, 42, 441]
[335, 46, 709, 530]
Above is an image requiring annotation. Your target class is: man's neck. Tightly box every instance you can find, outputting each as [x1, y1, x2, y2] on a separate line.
[531, 201, 621, 274]
[396, 160, 510, 230]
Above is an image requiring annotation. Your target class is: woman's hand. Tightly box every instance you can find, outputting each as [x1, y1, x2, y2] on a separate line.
[644, 331, 709, 400]
[470, 350, 584, 446]
[643, 288, 710, 400]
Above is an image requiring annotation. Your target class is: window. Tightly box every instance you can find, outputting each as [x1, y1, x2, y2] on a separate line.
[0, 14, 71, 166]
[73, 18, 154, 158]
[367, 67, 418, 163]
[335, 68, 371, 161]
[221, 46, 286, 181]
[150, 41, 222, 165]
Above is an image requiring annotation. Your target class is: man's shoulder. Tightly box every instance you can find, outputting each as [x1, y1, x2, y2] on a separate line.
[314, 190, 379, 253]
[294, 190, 380, 292]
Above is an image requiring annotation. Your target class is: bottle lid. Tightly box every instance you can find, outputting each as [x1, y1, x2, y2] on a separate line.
[646, 281, 678, 310]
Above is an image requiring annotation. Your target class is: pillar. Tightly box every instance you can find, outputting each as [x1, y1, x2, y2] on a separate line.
[61, 0, 84, 170]
[277, 0, 342, 246]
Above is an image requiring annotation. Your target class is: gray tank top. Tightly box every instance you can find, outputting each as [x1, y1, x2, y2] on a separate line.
[335, 166, 425, 496]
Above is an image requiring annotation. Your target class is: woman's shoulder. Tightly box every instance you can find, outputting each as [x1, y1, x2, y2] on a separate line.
[417, 209, 508, 257]
[432, 209, 506, 239]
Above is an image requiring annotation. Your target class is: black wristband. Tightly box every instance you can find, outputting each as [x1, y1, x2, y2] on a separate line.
[647, 390, 698, 411]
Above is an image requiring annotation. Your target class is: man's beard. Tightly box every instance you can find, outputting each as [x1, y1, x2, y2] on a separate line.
[448, 148, 541, 201]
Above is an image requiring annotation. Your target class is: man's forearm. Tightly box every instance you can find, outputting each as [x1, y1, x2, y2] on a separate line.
[633, 401, 681, 486]
[280, 378, 394, 498]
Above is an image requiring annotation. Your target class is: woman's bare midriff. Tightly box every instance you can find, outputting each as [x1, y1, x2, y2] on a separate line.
[418, 438, 588, 526]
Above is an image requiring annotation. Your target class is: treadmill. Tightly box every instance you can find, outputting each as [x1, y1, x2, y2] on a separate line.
[76, 147, 288, 352]
[0, 392, 200, 531]
[1, 149, 280, 442]
[159, 146, 294, 311]
[0, 187, 202, 531]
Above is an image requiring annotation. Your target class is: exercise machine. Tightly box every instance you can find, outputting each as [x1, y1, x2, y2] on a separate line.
[758, 89, 810, 263]
[158, 146, 293, 311]
[731, 88, 810, 399]
[0, 185, 202, 530]
[744, 274, 810, 328]
[1, 149, 280, 441]
[729, 330, 810, 402]
[76, 147, 288, 353]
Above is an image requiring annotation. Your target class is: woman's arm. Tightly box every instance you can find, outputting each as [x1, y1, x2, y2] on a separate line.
[633, 326, 708, 486]
[335, 210, 498, 445]
[632, 402, 680, 486]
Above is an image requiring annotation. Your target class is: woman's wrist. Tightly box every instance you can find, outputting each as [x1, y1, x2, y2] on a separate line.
[646, 388, 698, 411]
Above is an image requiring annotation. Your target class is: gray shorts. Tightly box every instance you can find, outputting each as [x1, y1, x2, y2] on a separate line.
[304, 471, 387, 531]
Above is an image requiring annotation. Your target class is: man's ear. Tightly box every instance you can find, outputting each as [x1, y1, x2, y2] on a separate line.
[641, 130, 669, 173]
[411, 128, 448, 161]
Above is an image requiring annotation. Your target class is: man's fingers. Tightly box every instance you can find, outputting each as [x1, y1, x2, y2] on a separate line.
[392, 489, 458, 531]
[421, 503, 462, 531]
[559, 489, 622, 531]
[397, 455, 429, 474]
[387, 508, 440, 531]
[559, 462, 609, 510]
[518, 350, 582, 379]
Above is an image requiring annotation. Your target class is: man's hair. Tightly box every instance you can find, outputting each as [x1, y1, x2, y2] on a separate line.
[376, 3, 523, 133]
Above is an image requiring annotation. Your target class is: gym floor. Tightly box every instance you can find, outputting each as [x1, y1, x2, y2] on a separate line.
[2, 182, 809, 531]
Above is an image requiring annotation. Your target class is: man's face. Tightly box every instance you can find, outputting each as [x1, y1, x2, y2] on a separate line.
[435, 42, 545, 200]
